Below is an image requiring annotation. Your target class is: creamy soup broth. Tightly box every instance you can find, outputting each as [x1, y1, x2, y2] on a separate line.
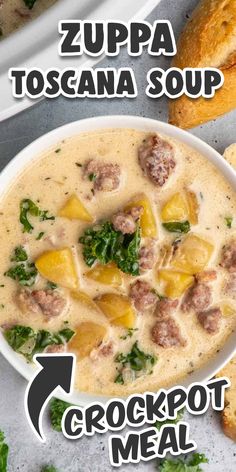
[0, 128, 236, 397]
[0, 0, 57, 38]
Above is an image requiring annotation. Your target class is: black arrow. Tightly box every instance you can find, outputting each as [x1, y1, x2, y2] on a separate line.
[25, 354, 75, 442]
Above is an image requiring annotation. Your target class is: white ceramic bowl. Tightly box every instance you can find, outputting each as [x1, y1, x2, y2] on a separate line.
[0, 0, 160, 120]
[0, 115, 236, 405]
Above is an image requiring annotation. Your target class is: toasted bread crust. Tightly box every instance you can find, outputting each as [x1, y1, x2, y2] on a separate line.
[169, 0, 236, 128]
[216, 356, 236, 442]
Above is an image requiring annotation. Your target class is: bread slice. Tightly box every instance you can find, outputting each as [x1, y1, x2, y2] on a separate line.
[169, 0, 236, 129]
[216, 356, 236, 441]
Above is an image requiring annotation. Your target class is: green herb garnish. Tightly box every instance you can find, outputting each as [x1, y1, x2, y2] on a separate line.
[115, 341, 157, 383]
[114, 373, 124, 385]
[5, 262, 37, 287]
[41, 466, 58, 472]
[47, 281, 58, 290]
[4, 325, 35, 353]
[120, 328, 138, 340]
[5, 247, 37, 286]
[88, 173, 97, 181]
[10, 245, 28, 262]
[23, 0, 37, 9]
[20, 199, 55, 233]
[0, 430, 9, 472]
[39, 211, 55, 222]
[225, 216, 233, 229]
[158, 453, 208, 472]
[162, 221, 190, 234]
[49, 398, 72, 432]
[3, 325, 74, 361]
[79, 222, 141, 276]
[55, 148, 61, 154]
[36, 232, 45, 240]
[31, 328, 74, 359]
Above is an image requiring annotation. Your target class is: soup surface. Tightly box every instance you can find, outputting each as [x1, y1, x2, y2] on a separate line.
[0, 0, 57, 38]
[0, 128, 236, 397]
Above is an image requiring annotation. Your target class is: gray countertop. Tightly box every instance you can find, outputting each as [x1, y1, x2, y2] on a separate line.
[0, 1, 236, 471]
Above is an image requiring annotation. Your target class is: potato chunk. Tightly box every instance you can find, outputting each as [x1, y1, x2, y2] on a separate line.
[86, 263, 123, 287]
[185, 190, 199, 225]
[161, 192, 189, 222]
[58, 194, 93, 222]
[161, 190, 199, 224]
[157, 269, 194, 298]
[35, 248, 78, 289]
[68, 322, 107, 358]
[96, 293, 135, 328]
[171, 234, 214, 275]
[71, 290, 99, 311]
[125, 194, 157, 238]
[220, 302, 235, 317]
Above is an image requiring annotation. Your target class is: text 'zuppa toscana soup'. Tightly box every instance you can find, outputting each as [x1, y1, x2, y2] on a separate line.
[0, 0, 57, 39]
[0, 128, 236, 396]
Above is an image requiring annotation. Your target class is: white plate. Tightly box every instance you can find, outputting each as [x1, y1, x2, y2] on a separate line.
[0, 0, 160, 121]
[0, 115, 236, 405]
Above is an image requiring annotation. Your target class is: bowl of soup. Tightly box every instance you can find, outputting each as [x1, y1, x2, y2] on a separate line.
[0, 115, 236, 405]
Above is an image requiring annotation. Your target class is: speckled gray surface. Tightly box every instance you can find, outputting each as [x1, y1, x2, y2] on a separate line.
[0, 1, 236, 471]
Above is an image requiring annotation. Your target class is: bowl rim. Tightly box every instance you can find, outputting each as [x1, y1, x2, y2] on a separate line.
[0, 114, 236, 406]
[0, 0, 160, 75]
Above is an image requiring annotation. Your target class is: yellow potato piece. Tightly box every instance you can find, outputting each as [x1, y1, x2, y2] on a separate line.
[95, 293, 135, 328]
[35, 248, 78, 290]
[68, 322, 107, 358]
[161, 190, 199, 225]
[112, 311, 135, 328]
[221, 302, 236, 318]
[125, 194, 157, 238]
[185, 190, 199, 225]
[161, 192, 189, 222]
[171, 234, 214, 275]
[157, 269, 194, 298]
[58, 194, 93, 222]
[71, 290, 99, 311]
[86, 263, 123, 287]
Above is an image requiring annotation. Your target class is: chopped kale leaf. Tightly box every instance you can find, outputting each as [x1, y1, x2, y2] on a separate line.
[10, 245, 28, 262]
[114, 373, 124, 385]
[4, 262, 37, 287]
[49, 398, 72, 432]
[3, 325, 74, 361]
[20, 199, 55, 233]
[0, 430, 9, 472]
[79, 222, 141, 276]
[116, 341, 156, 372]
[162, 221, 190, 234]
[41, 467, 58, 472]
[158, 453, 208, 471]
[4, 325, 35, 353]
[115, 341, 157, 383]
